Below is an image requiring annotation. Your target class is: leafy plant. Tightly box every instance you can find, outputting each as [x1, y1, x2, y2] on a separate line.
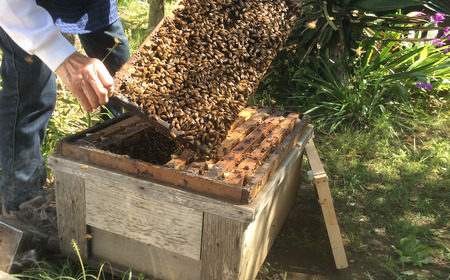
[392, 236, 435, 267]
[290, 0, 450, 61]
[258, 3, 450, 132]
[256, 262, 288, 280]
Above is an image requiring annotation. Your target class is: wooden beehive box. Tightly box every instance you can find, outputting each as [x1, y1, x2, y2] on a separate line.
[48, 106, 313, 280]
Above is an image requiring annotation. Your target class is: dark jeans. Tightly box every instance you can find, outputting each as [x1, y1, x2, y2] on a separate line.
[0, 19, 130, 212]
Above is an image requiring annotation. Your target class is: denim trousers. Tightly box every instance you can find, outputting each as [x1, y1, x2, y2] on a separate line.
[0, 19, 130, 212]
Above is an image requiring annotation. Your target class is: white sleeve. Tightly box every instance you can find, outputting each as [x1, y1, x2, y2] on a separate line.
[0, 0, 77, 71]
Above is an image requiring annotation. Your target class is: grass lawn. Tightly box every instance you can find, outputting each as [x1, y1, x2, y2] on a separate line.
[261, 112, 449, 279]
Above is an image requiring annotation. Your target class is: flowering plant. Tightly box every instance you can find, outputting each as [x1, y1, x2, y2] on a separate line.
[256, 1, 450, 131]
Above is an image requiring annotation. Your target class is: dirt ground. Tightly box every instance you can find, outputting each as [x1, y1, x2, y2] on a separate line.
[259, 184, 448, 280]
[262, 221, 361, 280]
[257, 183, 369, 280]
[260, 207, 355, 279]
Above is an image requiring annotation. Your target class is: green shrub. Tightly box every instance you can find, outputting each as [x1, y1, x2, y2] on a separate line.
[256, 1, 450, 132]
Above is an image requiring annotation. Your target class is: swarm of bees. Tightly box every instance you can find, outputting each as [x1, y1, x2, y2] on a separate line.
[115, 0, 300, 157]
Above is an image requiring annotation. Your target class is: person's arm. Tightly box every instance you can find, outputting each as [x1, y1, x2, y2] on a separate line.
[0, 0, 114, 112]
[0, 0, 76, 71]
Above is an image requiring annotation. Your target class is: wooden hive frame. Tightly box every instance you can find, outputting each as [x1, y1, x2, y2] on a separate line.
[110, 0, 301, 154]
[55, 106, 311, 203]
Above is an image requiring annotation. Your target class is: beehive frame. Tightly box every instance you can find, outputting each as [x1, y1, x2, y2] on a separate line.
[112, 0, 301, 154]
[55, 106, 310, 203]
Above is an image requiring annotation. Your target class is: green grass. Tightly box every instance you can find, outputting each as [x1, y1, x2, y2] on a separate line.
[42, 78, 90, 162]
[117, 0, 178, 53]
[13, 243, 144, 280]
[267, 111, 449, 279]
[118, 1, 151, 53]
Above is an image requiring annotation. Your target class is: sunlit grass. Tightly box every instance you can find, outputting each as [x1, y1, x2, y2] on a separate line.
[117, 0, 178, 53]
[41, 76, 90, 163]
[13, 242, 144, 280]
[118, 1, 150, 54]
[315, 112, 449, 274]
[269, 109, 449, 277]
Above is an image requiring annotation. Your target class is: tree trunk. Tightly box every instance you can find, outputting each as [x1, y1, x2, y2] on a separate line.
[148, 0, 165, 32]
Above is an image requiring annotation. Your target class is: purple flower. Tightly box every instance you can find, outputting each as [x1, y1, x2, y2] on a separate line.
[432, 38, 442, 45]
[430, 13, 446, 24]
[436, 13, 445, 22]
[444, 27, 450, 37]
[445, 48, 450, 54]
[432, 37, 446, 46]
[416, 82, 433, 90]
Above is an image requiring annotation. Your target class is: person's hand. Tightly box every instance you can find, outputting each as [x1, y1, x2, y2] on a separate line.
[55, 52, 114, 112]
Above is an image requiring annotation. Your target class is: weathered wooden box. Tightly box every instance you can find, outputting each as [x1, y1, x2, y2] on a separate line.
[48, 107, 313, 280]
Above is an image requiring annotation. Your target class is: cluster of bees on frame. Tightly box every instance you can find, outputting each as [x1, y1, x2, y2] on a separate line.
[115, 0, 300, 157]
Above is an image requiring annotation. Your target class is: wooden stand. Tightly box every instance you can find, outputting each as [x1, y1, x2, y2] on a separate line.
[305, 138, 348, 269]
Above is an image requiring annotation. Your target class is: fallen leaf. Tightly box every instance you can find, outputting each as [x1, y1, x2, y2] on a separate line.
[406, 135, 415, 143]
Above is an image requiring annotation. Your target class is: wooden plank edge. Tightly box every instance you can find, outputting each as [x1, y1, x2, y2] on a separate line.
[97, 122, 151, 149]
[56, 113, 133, 150]
[224, 113, 300, 186]
[165, 150, 196, 170]
[305, 139, 348, 269]
[229, 106, 260, 131]
[235, 126, 311, 219]
[48, 155, 255, 223]
[80, 115, 143, 144]
[305, 138, 326, 177]
[55, 141, 244, 203]
[223, 170, 246, 186]
[217, 107, 272, 157]
[0, 271, 21, 280]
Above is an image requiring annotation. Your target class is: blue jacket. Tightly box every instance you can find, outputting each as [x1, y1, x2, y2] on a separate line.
[36, 0, 119, 34]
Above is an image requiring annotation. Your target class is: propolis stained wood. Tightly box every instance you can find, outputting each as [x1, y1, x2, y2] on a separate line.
[55, 106, 310, 203]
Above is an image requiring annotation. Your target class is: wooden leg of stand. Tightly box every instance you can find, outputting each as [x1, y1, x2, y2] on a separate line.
[305, 139, 348, 269]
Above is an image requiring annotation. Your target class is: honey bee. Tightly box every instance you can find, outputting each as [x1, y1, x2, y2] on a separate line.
[351, 47, 366, 57]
